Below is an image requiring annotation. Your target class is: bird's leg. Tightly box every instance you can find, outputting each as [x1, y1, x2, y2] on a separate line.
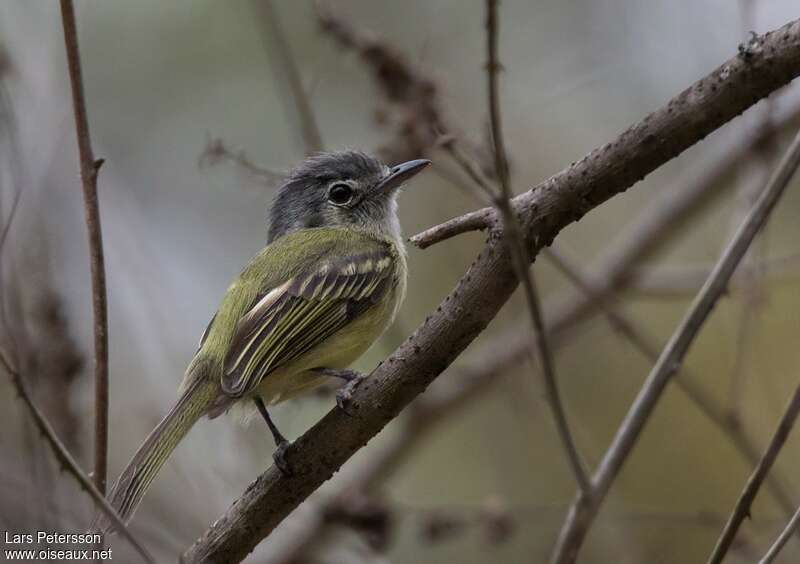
[253, 396, 293, 476]
[312, 367, 367, 416]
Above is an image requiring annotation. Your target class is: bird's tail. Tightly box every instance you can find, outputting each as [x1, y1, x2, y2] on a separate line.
[92, 376, 216, 533]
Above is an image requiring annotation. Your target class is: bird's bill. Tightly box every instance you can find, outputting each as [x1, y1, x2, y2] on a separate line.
[375, 158, 431, 193]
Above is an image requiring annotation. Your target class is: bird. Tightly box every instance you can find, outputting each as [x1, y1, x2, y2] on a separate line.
[96, 151, 430, 530]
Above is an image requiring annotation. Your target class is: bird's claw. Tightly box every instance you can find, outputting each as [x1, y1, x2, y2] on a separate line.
[273, 440, 294, 477]
[336, 375, 365, 417]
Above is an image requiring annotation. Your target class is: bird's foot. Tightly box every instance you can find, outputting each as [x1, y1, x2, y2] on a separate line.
[273, 440, 294, 477]
[335, 373, 366, 417]
[312, 367, 366, 416]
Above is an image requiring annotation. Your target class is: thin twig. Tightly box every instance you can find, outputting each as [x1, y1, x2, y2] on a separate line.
[438, 138, 495, 202]
[758, 505, 800, 564]
[550, 124, 800, 564]
[408, 205, 494, 248]
[544, 245, 798, 517]
[258, 0, 323, 154]
[316, 4, 451, 164]
[0, 351, 154, 564]
[59, 0, 109, 495]
[199, 136, 284, 186]
[484, 0, 510, 197]
[432, 10, 591, 497]
[706, 384, 800, 564]
[726, 0, 776, 422]
[0, 80, 24, 347]
[484, 0, 589, 494]
[440, 137, 593, 494]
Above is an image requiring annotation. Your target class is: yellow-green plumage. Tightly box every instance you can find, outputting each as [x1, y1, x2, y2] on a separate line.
[202, 227, 405, 409]
[100, 376, 216, 527]
[99, 227, 406, 529]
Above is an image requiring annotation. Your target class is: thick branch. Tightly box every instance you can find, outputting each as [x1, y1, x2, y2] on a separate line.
[406, 101, 800, 467]
[272, 103, 800, 564]
[411, 99, 800, 252]
[183, 18, 800, 564]
[59, 0, 109, 495]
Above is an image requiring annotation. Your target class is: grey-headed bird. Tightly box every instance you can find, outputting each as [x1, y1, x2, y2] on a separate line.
[97, 151, 429, 530]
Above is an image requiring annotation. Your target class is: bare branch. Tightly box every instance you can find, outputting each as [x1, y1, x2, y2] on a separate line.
[0, 351, 154, 564]
[706, 384, 800, 564]
[0, 76, 24, 347]
[484, 0, 510, 196]
[544, 245, 798, 517]
[367, 102, 799, 564]
[410, 100, 800, 252]
[758, 505, 800, 564]
[316, 4, 457, 165]
[257, 0, 323, 154]
[726, 3, 778, 422]
[183, 18, 800, 564]
[550, 123, 800, 564]
[484, 0, 589, 494]
[438, 138, 495, 202]
[199, 136, 284, 186]
[59, 0, 109, 495]
[409, 100, 800, 467]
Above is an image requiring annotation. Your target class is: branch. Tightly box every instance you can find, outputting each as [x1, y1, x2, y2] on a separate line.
[706, 383, 800, 564]
[257, 0, 323, 154]
[316, 4, 462, 166]
[293, 104, 799, 562]
[409, 205, 494, 248]
[59, 0, 109, 495]
[412, 104, 800, 360]
[265, 362, 508, 563]
[483, 0, 589, 494]
[758, 504, 800, 564]
[198, 136, 284, 186]
[550, 122, 800, 564]
[409, 99, 800, 457]
[410, 100, 800, 252]
[183, 18, 800, 564]
[543, 245, 798, 518]
[726, 0, 777, 420]
[0, 351, 154, 564]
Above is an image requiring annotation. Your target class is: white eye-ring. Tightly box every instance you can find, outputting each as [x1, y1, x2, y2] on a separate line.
[328, 182, 355, 205]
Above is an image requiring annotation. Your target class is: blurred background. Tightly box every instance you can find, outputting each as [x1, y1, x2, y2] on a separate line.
[2, 1, 800, 562]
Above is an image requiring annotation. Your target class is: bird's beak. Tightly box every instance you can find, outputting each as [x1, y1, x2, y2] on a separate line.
[375, 158, 431, 193]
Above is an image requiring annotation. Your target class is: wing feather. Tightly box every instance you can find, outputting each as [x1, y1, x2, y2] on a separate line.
[221, 247, 395, 398]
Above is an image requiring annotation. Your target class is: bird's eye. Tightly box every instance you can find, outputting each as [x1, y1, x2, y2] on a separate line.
[328, 183, 354, 205]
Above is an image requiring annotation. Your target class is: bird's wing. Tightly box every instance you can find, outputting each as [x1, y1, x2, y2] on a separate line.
[220, 246, 395, 398]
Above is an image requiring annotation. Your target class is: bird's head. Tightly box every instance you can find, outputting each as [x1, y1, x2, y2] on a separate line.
[267, 151, 429, 243]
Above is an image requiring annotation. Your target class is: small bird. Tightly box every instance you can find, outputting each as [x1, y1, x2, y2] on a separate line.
[98, 151, 429, 530]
